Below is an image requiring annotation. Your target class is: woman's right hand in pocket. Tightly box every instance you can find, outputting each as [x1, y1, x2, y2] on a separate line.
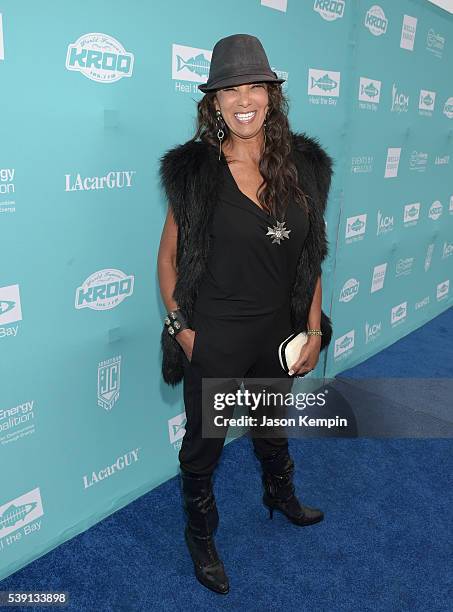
[176, 328, 196, 362]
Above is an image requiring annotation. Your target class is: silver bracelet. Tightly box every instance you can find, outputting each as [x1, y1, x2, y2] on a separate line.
[164, 309, 188, 337]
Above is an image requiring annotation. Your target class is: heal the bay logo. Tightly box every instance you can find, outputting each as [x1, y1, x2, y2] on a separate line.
[403, 202, 420, 226]
[400, 15, 417, 51]
[443, 97, 453, 119]
[308, 68, 340, 105]
[334, 330, 355, 360]
[75, 269, 134, 311]
[0, 284, 22, 339]
[358, 77, 381, 111]
[0, 488, 44, 542]
[391, 301, 407, 327]
[345, 214, 367, 243]
[98, 356, 121, 411]
[313, 0, 345, 21]
[436, 280, 449, 301]
[65, 170, 136, 192]
[364, 5, 387, 37]
[172, 44, 212, 93]
[66, 33, 134, 83]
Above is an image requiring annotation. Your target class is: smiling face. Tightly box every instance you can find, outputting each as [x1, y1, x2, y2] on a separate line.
[214, 82, 269, 138]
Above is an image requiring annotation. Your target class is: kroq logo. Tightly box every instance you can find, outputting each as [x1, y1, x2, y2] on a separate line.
[75, 269, 134, 311]
[66, 33, 134, 83]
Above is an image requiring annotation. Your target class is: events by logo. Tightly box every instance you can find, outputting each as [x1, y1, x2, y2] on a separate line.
[0, 13, 4, 61]
[98, 356, 121, 411]
[371, 263, 387, 293]
[358, 77, 381, 111]
[426, 28, 445, 59]
[400, 14, 417, 51]
[172, 44, 211, 92]
[345, 214, 367, 242]
[75, 269, 134, 311]
[65, 170, 136, 192]
[419, 89, 436, 116]
[351, 155, 374, 174]
[308, 68, 341, 104]
[384, 147, 401, 178]
[390, 84, 409, 113]
[168, 412, 186, 450]
[0, 284, 22, 338]
[364, 5, 388, 37]
[313, 0, 345, 21]
[66, 33, 134, 83]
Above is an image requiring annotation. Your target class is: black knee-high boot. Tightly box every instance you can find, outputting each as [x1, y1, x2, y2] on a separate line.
[179, 468, 229, 594]
[254, 446, 324, 526]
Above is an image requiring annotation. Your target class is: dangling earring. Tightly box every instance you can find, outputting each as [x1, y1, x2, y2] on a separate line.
[216, 109, 225, 161]
[263, 114, 268, 149]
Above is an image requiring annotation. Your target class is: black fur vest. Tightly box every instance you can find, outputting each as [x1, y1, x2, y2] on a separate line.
[159, 131, 334, 386]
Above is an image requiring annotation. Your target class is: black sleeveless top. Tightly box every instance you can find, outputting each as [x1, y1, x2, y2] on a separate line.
[193, 154, 310, 319]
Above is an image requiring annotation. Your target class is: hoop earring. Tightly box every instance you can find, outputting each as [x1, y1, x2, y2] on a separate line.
[216, 109, 225, 161]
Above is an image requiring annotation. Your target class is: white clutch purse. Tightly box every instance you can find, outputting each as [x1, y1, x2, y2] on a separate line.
[278, 331, 308, 374]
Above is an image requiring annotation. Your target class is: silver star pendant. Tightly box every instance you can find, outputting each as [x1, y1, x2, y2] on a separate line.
[266, 220, 291, 245]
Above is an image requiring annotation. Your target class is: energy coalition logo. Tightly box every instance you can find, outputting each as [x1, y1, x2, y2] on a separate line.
[66, 33, 134, 82]
[75, 269, 134, 311]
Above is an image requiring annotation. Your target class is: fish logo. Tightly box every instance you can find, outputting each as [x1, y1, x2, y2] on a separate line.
[443, 97, 453, 119]
[348, 218, 364, 232]
[308, 68, 340, 97]
[168, 412, 187, 445]
[419, 89, 436, 111]
[394, 306, 404, 317]
[0, 502, 37, 530]
[0, 284, 22, 325]
[406, 206, 418, 218]
[312, 73, 337, 92]
[0, 300, 15, 316]
[172, 44, 212, 84]
[362, 82, 378, 98]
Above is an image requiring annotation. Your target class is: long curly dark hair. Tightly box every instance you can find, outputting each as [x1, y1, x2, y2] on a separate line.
[191, 82, 310, 219]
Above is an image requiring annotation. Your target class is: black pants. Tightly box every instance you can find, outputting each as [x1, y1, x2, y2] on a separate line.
[179, 300, 295, 476]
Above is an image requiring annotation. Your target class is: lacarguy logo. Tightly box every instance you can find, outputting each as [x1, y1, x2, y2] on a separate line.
[376, 210, 394, 236]
[168, 412, 186, 449]
[403, 202, 420, 225]
[334, 330, 355, 360]
[409, 151, 428, 173]
[75, 269, 134, 311]
[419, 89, 436, 115]
[172, 44, 211, 90]
[371, 263, 387, 293]
[415, 296, 429, 310]
[365, 320, 381, 344]
[434, 154, 449, 166]
[82, 448, 140, 489]
[426, 28, 445, 59]
[339, 278, 359, 303]
[400, 15, 417, 51]
[351, 155, 373, 174]
[313, 0, 345, 21]
[98, 356, 121, 411]
[261, 0, 288, 12]
[65, 170, 136, 192]
[442, 241, 453, 259]
[0, 13, 4, 61]
[308, 68, 341, 100]
[364, 5, 387, 37]
[0, 284, 22, 327]
[395, 257, 414, 278]
[358, 77, 381, 110]
[391, 84, 409, 113]
[443, 97, 453, 119]
[66, 33, 134, 83]
[384, 147, 401, 178]
[428, 200, 442, 221]
[345, 214, 367, 242]
[391, 302, 407, 326]
[424, 243, 434, 271]
[0, 488, 44, 539]
[436, 280, 449, 301]
[0, 168, 15, 214]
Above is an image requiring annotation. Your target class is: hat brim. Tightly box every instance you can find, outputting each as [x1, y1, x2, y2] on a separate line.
[198, 73, 285, 93]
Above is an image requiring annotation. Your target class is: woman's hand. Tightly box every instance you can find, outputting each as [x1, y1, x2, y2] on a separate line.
[175, 328, 196, 362]
[288, 335, 322, 376]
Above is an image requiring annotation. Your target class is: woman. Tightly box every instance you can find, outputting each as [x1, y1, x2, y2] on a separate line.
[157, 34, 334, 595]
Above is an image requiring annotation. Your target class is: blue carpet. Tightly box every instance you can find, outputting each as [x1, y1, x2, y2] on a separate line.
[1, 307, 452, 611]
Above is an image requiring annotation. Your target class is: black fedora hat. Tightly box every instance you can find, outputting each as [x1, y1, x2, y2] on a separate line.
[198, 33, 285, 93]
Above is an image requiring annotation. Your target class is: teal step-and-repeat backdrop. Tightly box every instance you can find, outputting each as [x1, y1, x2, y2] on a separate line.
[1, 0, 452, 580]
